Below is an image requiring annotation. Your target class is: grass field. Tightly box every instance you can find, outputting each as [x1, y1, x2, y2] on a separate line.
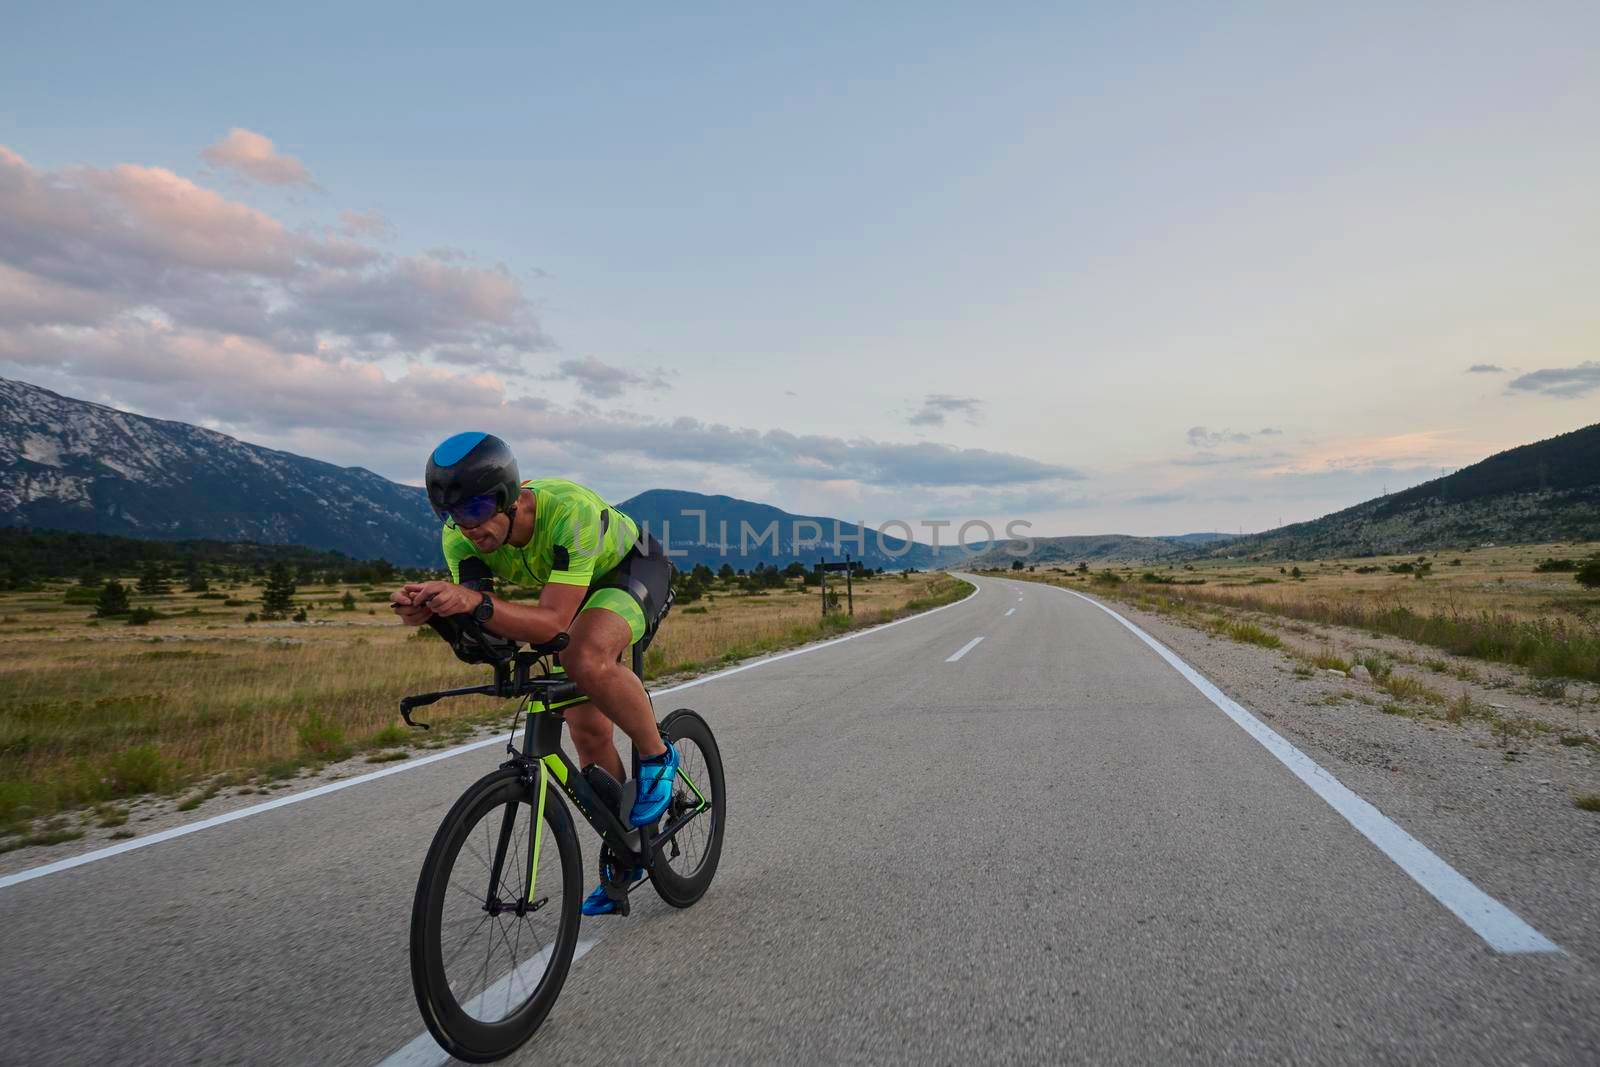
[0, 570, 969, 845]
[983, 540, 1600, 683]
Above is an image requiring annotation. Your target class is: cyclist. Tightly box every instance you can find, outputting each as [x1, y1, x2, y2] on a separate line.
[390, 432, 674, 915]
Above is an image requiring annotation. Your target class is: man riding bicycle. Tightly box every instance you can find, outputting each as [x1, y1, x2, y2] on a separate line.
[390, 432, 674, 915]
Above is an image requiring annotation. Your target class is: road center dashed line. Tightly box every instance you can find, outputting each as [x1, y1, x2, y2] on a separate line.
[1004, 608, 1016, 617]
[946, 636, 985, 662]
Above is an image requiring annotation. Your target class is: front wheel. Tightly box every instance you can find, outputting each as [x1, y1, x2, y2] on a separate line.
[410, 766, 582, 1063]
[648, 709, 726, 908]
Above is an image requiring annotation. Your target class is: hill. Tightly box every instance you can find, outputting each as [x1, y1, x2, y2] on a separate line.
[962, 533, 1201, 568]
[1205, 422, 1600, 559]
[0, 377, 440, 564]
[616, 489, 944, 570]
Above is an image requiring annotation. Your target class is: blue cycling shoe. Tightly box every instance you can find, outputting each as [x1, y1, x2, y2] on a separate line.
[581, 864, 643, 916]
[628, 743, 680, 827]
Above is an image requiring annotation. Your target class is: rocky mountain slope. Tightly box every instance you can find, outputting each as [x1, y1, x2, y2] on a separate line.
[0, 377, 439, 563]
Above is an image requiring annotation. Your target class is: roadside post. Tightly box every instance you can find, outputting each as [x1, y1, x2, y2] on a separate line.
[819, 555, 854, 616]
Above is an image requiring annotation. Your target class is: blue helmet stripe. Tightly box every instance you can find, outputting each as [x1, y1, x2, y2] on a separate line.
[432, 431, 488, 467]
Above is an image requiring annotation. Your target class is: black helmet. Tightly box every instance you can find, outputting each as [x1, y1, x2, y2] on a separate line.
[425, 432, 521, 526]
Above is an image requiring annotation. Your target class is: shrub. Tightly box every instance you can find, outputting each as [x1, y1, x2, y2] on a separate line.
[136, 561, 171, 595]
[1576, 559, 1600, 590]
[124, 607, 159, 626]
[106, 746, 174, 796]
[95, 579, 131, 618]
[366, 724, 411, 748]
[296, 711, 349, 759]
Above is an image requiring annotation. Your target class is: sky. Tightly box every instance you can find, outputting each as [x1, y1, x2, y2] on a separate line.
[3, 2, 1598, 541]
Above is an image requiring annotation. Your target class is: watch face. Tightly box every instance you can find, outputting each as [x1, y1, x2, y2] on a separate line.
[474, 594, 492, 621]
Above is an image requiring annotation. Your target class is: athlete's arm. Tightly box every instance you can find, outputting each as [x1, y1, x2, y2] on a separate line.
[402, 579, 584, 644]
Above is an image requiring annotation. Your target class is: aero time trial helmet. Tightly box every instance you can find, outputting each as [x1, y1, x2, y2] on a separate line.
[425, 432, 521, 528]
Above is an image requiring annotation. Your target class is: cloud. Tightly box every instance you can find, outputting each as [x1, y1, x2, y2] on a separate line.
[555, 356, 671, 399]
[908, 393, 983, 428]
[1261, 429, 1468, 476]
[1186, 426, 1252, 448]
[1257, 426, 1282, 436]
[1506, 361, 1600, 399]
[0, 139, 1078, 498]
[339, 210, 391, 239]
[2, 316, 1075, 490]
[0, 143, 544, 372]
[1128, 491, 1188, 505]
[200, 128, 316, 187]
[1467, 363, 1506, 374]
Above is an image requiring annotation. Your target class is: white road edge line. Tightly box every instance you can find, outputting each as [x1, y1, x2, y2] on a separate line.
[0, 578, 984, 893]
[945, 636, 985, 662]
[1004, 607, 1016, 617]
[1052, 583, 1562, 955]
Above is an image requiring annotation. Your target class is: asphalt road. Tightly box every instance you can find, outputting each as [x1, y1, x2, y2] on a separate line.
[4, 576, 1597, 1065]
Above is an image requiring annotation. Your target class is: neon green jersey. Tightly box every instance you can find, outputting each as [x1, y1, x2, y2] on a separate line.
[442, 478, 641, 590]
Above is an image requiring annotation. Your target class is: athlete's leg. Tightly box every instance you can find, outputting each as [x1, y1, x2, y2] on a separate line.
[562, 607, 668, 760]
[564, 703, 625, 783]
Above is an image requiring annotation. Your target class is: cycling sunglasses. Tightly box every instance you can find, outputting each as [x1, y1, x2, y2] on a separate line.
[435, 492, 501, 530]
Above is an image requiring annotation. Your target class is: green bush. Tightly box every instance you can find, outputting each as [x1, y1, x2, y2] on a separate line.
[106, 746, 174, 796]
[296, 711, 349, 759]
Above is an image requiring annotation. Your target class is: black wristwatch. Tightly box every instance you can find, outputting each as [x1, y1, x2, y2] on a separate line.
[471, 591, 494, 624]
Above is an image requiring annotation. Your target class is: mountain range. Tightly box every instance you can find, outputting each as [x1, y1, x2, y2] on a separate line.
[5, 375, 1591, 569]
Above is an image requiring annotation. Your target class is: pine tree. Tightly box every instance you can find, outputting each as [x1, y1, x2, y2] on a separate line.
[96, 580, 131, 617]
[341, 590, 357, 611]
[137, 561, 171, 595]
[261, 563, 297, 619]
[184, 561, 209, 593]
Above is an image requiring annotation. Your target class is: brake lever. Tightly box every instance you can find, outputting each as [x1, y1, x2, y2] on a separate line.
[399, 695, 433, 730]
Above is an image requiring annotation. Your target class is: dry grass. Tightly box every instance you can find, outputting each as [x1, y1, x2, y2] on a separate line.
[997, 541, 1600, 681]
[0, 571, 968, 835]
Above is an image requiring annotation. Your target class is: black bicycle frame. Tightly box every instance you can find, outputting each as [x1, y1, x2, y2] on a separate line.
[400, 649, 711, 883]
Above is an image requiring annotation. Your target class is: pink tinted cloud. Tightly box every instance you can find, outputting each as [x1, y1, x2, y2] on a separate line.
[200, 128, 316, 187]
[0, 143, 535, 364]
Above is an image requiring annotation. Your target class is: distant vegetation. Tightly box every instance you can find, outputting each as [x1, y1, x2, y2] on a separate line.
[0, 527, 424, 589]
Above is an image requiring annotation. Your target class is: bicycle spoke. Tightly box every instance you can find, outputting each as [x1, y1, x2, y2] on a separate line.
[449, 877, 488, 904]
[507, 914, 526, 1018]
[442, 912, 492, 972]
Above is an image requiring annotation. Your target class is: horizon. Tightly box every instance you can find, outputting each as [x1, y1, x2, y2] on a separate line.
[13, 369, 1590, 549]
[5, 6, 1599, 537]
